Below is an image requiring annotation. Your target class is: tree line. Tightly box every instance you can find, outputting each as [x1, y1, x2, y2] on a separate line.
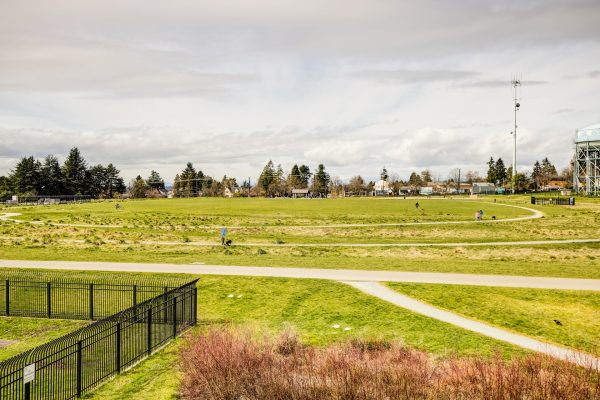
[0, 148, 126, 198]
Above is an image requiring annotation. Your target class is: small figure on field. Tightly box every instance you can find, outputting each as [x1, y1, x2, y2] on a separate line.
[475, 210, 483, 221]
[220, 227, 227, 245]
[492, 216, 496, 220]
[115, 203, 121, 210]
[225, 239, 232, 246]
[553, 319, 562, 326]
[415, 202, 420, 209]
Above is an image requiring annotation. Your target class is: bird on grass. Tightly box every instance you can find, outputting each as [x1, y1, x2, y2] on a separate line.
[553, 319, 562, 326]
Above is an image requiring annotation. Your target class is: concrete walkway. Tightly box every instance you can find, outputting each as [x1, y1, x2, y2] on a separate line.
[1, 260, 599, 290]
[344, 281, 599, 369]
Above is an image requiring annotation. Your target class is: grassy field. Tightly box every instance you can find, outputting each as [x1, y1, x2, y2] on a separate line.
[0, 269, 524, 399]
[387, 283, 600, 353]
[0, 317, 88, 361]
[2, 196, 600, 278]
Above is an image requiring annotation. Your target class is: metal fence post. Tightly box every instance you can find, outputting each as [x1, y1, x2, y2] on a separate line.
[5, 280, 9, 316]
[76, 340, 83, 397]
[163, 287, 168, 324]
[193, 287, 198, 326]
[89, 283, 94, 320]
[172, 298, 177, 338]
[147, 308, 152, 356]
[116, 322, 121, 373]
[24, 381, 31, 400]
[47, 282, 52, 318]
[132, 285, 137, 306]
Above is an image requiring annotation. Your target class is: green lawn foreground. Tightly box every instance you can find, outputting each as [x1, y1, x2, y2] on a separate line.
[0, 317, 88, 362]
[73, 273, 523, 399]
[387, 283, 600, 353]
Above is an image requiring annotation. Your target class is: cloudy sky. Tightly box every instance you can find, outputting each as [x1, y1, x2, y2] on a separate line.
[1, 0, 599, 182]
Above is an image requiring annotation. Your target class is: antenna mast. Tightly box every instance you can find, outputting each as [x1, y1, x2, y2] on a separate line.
[511, 77, 521, 192]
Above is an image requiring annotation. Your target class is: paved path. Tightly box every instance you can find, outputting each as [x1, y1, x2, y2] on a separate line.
[0, 202, 543, 229]
[1, 260, 599, 290]
[344, 281, 599, 369]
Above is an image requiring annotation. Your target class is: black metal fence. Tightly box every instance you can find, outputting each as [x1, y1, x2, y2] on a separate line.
[531, 196, 575, 206]
[0, 279, 198, 399]
[0, 280, 184, 320]
[7, 196, 92, 205]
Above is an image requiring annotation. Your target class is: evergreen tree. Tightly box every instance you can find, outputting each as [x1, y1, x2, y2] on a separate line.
[105, 163, 125, 196]
[313, 164, 330, 196]
[10, 156, 41, 195]
[62, 147, 88, 195]
[486, 157, 496, 183]
[179, 162, 197, 197]
[40, 155, 64, 195]
[540, 157, 557, 186]
[173, 174, 181, 197]
[298, 165, 311, 188]
[288, 164, 302, 190]
[0, 176, 11, 198]
[258, 160, 275, 196]
[495, 158, 507, 185]
[147, 170, 165, 190]
[380, 167, 389, 181]
[531, 161, 542, 189]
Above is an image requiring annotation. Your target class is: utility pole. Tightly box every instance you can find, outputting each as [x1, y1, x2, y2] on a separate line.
[511, 77, 521, 193]
[458, 168, 461, 194]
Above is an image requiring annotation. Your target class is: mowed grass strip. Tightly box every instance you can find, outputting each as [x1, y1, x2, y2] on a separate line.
[0, 317, 88, 361]
[387, 283, 600, 353]
[1, 242, 599, 279]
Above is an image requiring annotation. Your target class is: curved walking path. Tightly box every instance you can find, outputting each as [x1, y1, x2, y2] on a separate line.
[1, 260, 599, 290]
[0, 202, 543, 229]
[1, 259, 599, 367]
[344, 281, 599, 369]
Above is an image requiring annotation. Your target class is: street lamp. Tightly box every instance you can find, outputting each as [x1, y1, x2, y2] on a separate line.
[511, 78, 521, 193]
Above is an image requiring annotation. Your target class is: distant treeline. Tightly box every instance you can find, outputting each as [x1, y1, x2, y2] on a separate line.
[0, 148, 126, 199]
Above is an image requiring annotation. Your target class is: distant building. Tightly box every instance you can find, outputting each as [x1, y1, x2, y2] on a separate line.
[223, 187, 234, 198]
[472, 182, 495, 195]
[373, 180, 392, 196]
[292, 188, 310, 198]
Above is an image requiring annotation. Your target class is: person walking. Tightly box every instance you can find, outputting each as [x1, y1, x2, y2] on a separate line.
[220, 227, 227, 245]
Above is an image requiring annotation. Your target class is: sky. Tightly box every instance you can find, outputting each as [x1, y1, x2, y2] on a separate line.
[1, 0, 599, 183]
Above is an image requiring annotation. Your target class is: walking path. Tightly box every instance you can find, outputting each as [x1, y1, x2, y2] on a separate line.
[344, 281, 599, 369]
[1, 260, 599, 290]
[0, 202, 543, 229]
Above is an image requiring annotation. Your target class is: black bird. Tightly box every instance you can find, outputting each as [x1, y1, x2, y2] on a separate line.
[553, 319, 562, 326]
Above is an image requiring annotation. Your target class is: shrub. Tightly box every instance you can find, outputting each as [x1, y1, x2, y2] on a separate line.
[180, 328, 600, 400]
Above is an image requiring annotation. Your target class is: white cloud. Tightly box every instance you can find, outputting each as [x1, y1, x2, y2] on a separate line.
[0, 0, 599, 182]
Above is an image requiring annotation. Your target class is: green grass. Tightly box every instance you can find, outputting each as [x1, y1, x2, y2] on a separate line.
[0, 317, 88, 361]
[85, 274, 524, 399]
[387, 283, 600, 353]
[1, 196, 600, 278]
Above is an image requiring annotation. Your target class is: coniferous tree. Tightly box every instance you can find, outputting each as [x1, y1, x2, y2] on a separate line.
[10, 156, 41, 195]
[313, 164, 330, 196]
[408, 172, 422, 187]
[298, 165, 311, 188]
[129, 175, 149, 198]
[147, 170, 165, 190]
[258, 160, 275, 196]
[531, 161, 542, 189]
[380, 167, 389, 181]
[495, 158, 507, 185]
[486, 157, 496, 183]
[40, 155, 64, 195]
[288, 164, 302, 190]
[62, 148, 88, 195]
[179, 162, 197, 197]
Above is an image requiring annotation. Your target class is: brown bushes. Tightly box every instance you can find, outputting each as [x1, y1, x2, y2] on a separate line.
[180, 328, 600, 400]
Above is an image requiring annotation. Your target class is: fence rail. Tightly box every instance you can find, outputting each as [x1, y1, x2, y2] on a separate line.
[531, 196, 575, 206]
[0, 280, 182, 320]
[0, 279, 198, 400]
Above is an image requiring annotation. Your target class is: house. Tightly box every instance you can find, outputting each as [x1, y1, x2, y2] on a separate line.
[373, 180, 393, 196]
[472, 182, 495, 195]
[223, 187, 234, 198]
[292, 188, 310, 198]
